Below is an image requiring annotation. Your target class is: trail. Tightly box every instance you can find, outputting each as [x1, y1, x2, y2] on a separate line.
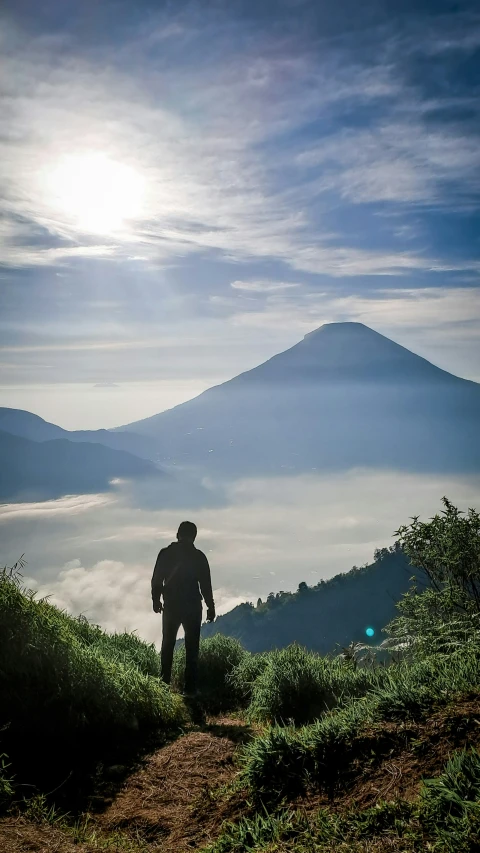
[2, 699, 480, 852]
[0, 717, 251, 853]
[97, 718, 251, 850]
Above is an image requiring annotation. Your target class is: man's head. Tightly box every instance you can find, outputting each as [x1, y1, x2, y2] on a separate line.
[177, 520, 197, 542]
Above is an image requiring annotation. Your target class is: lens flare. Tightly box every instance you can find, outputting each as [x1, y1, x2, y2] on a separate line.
[365, 627, 375, 637]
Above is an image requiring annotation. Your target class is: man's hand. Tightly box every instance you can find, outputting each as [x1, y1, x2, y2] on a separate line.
[206, 606, 216, 623]
[153, 601, 163, 614]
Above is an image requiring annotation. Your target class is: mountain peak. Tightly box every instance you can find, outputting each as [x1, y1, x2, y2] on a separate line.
[303, 321, 378, 342]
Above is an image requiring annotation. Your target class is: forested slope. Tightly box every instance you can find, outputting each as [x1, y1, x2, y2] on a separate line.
[202, 545, 420, 652]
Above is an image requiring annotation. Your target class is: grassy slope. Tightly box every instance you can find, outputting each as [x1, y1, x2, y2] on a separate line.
[0, 568, 184, 797]
[2, 567, 480, 852]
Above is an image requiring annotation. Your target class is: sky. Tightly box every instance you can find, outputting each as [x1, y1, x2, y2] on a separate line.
[1, 0, 479, 429]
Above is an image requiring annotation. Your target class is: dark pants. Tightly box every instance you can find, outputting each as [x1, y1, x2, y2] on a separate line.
[161, 600, 202, 693]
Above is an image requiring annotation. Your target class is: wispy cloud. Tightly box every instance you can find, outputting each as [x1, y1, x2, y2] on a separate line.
[231, 280, 300, 292]
[1, 9, 478, 277]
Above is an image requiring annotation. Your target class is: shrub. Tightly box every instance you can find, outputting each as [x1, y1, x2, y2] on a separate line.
[172, 634, 246, 713]
[420, 749, 480, 851]
[395, 498, 480, 610]
[241, 647, 480, 800]
[386, 584, 480, 659]
[0, 566, 184, 788]
[228, 651, 271, 706]
[67, 615, 160, 676]
[245, 645, 388, 725]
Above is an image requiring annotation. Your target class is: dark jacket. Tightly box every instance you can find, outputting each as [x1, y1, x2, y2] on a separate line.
[151, 541, 214, 611]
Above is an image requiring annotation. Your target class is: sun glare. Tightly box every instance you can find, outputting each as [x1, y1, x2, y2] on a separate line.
[46, 152, 146, 235]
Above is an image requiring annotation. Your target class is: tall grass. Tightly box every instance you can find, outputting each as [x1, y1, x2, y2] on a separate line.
[240, 644, 390, 725]
[172, 634, 247, 713]
[242, 646, 480, 799]
[0, 567, 184, 791]
[208, 751, 480, 852]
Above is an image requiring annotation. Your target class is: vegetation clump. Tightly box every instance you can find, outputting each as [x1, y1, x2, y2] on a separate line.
[0, 562, 184, 795]
[172, 633, 247, 712]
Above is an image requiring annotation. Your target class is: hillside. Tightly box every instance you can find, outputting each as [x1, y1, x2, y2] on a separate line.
[2, 500, 480, 851]
[117, 322, 480, 475]
[201, 545, 419, 653]
[0, 430, 160, 502]
[0, 407, 158, 460]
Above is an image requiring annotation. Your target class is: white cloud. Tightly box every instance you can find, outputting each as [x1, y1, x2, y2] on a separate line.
[231, 280, 300, 292]
[298, 122, 480, 206]
[0, 493, 114, 521]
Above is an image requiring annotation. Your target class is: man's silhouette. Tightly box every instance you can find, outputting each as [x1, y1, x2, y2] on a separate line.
[151, 521, 215, 695]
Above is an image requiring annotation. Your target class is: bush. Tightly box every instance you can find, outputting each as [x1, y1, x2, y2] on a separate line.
[0, 566, 184, 787]
[172, 634, 247, 713]
[228, 651, 271, 707]
[395, 498, 480, 610]
[386, 584, 480, 659]
[241, 647, 480, 800]
[420, 749, 480, 851]
[245, 645, 388, 725]
[67, 615, 160, 677]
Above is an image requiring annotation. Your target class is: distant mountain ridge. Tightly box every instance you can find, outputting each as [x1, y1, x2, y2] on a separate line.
[0, 407, 158, 460]
[0, 430, 159, 502]
[117, 322, 480, 475]
[201, 545, 420, 654]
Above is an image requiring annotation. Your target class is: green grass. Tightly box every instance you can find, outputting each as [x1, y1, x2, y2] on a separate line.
[0, 566, 185, 792]
[172, 634, 247, 713]
[241, 644, 390, 725]
[206, 751, 480, 852]
[241, 647, 480, 800]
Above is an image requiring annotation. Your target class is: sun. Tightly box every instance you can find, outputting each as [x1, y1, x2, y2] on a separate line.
[46, 152, 146, 236]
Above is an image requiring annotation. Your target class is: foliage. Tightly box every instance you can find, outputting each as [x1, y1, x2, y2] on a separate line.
[396, 497, 480, 609]
[228, 651, 271, 706]
[420, 749, 480, 848]
[0, 754, 14, 810]
[208, 752, 480, 852]
[386, 583, 480, 658]
[172, 634, 247, 712]
[0, 564, 184, 790]
[241, 646, 480, 800]
[244, 644, 388, 725]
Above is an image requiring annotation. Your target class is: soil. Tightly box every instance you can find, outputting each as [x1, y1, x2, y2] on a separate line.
[1, 698, 479, 852]
[97, 719, 252, 851]
[298, 695, 480, 813]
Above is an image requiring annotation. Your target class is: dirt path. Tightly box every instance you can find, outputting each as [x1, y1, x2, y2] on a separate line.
[0, 717, 251, 853]
[98, 720, 250, 851]
[2, 699, 480, 852]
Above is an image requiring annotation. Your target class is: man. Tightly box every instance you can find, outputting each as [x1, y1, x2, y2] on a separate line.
[151, 521, 215, 696]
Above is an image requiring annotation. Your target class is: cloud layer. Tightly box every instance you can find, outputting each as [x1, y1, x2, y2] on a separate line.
[1, 470, 478, 642]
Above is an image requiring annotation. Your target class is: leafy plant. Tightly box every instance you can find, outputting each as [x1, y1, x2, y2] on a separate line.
[172, 634, 246, 712]
[395, 498, 480, 609]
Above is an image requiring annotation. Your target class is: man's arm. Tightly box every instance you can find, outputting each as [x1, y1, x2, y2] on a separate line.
[151, 549, 167, 613]
[197, 551, 215, 619]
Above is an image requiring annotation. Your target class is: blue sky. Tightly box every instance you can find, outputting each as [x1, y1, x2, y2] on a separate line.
[1, 0, 479, 428]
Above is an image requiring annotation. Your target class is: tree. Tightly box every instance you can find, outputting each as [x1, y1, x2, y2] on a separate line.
[395, 497, 480, 612]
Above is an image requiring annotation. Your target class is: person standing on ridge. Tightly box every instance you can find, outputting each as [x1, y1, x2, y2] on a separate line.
[151, 521, 215, 696]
